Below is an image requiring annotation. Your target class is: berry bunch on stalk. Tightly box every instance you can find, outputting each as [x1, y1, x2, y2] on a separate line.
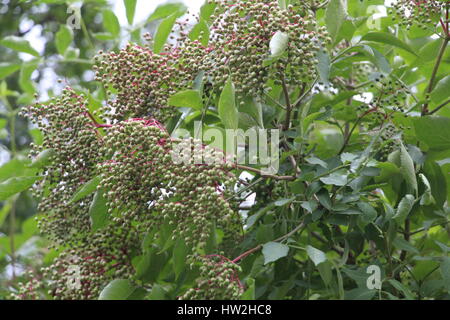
[12, 0, 328, 300]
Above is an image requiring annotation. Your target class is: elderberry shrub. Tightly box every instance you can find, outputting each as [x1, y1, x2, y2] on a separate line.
[13, 0, 332, 300]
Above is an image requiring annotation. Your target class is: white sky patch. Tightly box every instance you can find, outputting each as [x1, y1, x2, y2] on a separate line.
[110, 0, 206, 26]
[354, 92, 374, 104]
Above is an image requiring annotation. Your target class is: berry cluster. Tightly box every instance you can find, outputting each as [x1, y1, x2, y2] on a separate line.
[18, 91, 242, 299]
[390, 0, 446, 30]
[179, 255, 243, 300]
[93, 42, 202, 123]
[200, 0, 329, 97]
[21, 87, 102, 246]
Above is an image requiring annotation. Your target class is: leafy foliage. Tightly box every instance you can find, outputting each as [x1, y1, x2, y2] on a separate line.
[0, 0, 449, 301]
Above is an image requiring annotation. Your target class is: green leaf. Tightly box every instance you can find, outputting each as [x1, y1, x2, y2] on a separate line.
[19, 60, 39, 95]
[0, 63, 20, 79]
[153, 13, 178, 54]
[306, 245, 327, 266]
[69, 176, 101, 204]
[168, 89, 203, 110]
[28, 149, 54, 169]
[317, 50, 331, 85]
[413, 116, 450, 151]
[400, 143, 417, 196]
[103, 10, 120, 37]
[55, 25, 73, 56]
[320, 172, 348, 186]
[274, 197, 295, 206]
[262, 241, 289, 265]
[89, 189, 108, 231]
[99, 279, 145, 300]
[325, 0, 347, 41]
[0, 159, 32, 182]
[0, 36, 39, 56]
[0, 200, 12, 226]
[360, 45, 391, 74]
[393, 194, 415, 224]
[419, 174, 435, 206]
[431, 75, 450, 104]
[146, 284, 167, 300]
[305, 157, 328, 168]
[357, 202, 377, 223]
[189, 19, 210, 46]
[0, 176, 42, 201]
[393, 238, 420, 255]
[317, 189, 332, 210]
[123, 0, 137, 25]
[241, 278, 255, 300]
[388, 279, 414, 300]
[361, 32, 416, 55]
[344, 287, 376, 300]
[173, 238, 188, 278]
[269, 31, 289, 57]
[218, 77, 238, 130]
[441, 257, 450, 293]
[147, 3, 186, 22]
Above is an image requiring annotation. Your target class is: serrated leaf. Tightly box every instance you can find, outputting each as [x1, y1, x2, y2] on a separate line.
[0, 176, 42, 201]
[103, 10, 120, 37]
[189, 19, 210, 46]
[419, 173, 435, 206]
[317, 50, 330, 85]
[55, 25, 73, 55]
[123, 0, 137, 25]
[147, 3, 186, 22]
[153, 13, 178, 54]
[69, 176, 101, 204]
[0, 36, 39, 56]
[262, 242, 289, 265]
[0, 63, 20, 79]
[269, 31, 288, 57]
[388, 279, 414, 300]
[89, 189, 108, 231]
[393, 238, 420, 255]
[306, 245, 327, 266]
[400, 143, 418, 196]
[99, 279, 145, 300]
[306, 157, 328, 168]
[218, 77, 238, 130]
[168, 89, 203, 110]
[413, 116, 450, 151]
[325, 0, 347, 41]
[431, 75, 450, 105]
[393, 194, 415, 223]
[320, 172, 348, 186]
[361, 32, 416, 55]
[173, 238, 188, 278]
[357, 201, 377, 223]
[241, 278, 255, 300]
[19, 60, 39, 94]
[274, 197, 295, 206]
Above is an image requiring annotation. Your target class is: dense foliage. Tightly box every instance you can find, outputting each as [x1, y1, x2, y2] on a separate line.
[0, 0, 449, 300]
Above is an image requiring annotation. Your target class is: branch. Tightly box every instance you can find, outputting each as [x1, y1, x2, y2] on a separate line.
[232, 221, 306, 263]
[281, 75, 292, 131]
[428, 98, 450, 115]
[235, 164, 296, 181]
[422, 37, 449, 115]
